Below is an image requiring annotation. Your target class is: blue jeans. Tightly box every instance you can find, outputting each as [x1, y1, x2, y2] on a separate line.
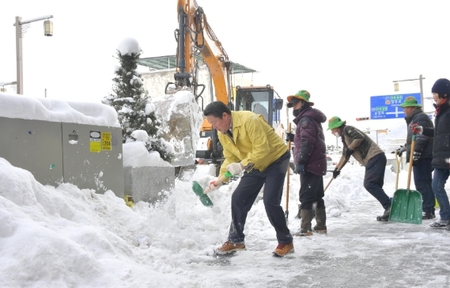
[433, 168, 450, 220]
[413, 158, 435, 213]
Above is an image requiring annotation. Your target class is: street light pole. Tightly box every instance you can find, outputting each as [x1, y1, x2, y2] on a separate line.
[419, 74, 424, 105]
[15, 17, 23, 94]
[14, 15, 53, 95]
[393, 75, 425, 105]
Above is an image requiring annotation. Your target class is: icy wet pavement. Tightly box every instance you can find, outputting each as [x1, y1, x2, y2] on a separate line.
[189, 199, 450, 288]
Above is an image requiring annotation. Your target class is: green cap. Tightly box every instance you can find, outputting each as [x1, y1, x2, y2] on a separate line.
[399, 96, 422, 108]
[327, 116, 346, 130]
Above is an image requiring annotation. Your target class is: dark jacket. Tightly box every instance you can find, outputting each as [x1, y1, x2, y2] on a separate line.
[422, 99, 450, 169]
[293, 106, 327, 176]
[337, 125, 384, 167]
[404, 108, 433, 163]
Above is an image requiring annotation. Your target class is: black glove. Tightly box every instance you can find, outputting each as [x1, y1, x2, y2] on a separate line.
[345, 149, 354, 158]
[285, 132, 294, 142]
[394, 146, 407, 157]
[412, 151, 422, 166]
[332, 168, 340, 179]
[296, 164, 305, 174]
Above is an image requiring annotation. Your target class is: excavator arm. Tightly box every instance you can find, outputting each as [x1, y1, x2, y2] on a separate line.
[169, 0, 283, 174]
[174, 0, 232, 106]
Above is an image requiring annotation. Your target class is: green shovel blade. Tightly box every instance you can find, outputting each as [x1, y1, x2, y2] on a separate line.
[389, 189, 422, 224]
[192, 181, 213, 207]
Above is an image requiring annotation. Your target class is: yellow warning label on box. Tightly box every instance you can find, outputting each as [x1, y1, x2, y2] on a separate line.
[90, 141, 101, 152]
[101, 132, 112, 151]
[90, 130, 101, 152]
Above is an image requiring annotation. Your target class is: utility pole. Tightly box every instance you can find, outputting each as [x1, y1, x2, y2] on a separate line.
[14, 15, 53, 95]
[15, 17, 23, 94]
[393, 75, 425, 106]
[419, 74, 424, 106]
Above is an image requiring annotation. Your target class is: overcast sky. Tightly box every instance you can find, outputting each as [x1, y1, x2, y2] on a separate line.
[1, 0, 449, 123]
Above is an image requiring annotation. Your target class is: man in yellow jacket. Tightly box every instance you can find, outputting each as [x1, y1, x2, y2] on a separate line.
[204, 101, 293, 257]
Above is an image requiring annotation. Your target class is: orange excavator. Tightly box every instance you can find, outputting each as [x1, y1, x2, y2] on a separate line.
[167, 0, 283, 173]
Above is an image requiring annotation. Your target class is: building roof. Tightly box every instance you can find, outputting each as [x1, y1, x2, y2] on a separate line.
[137, 55, 257, 74]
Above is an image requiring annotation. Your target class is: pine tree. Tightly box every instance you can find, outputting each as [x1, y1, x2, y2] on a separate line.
[103, 46, 173, 163]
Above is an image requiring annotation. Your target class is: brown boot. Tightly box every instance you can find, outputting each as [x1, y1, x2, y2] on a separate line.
[313, 208, 327, 234]
[273, 242, 294, 257]
[215, 241, 246, 255]
[294, 209, 314, 236]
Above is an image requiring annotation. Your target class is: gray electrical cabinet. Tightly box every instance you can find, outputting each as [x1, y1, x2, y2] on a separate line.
[0, 116, 124, 197]
[0, 117, 64, 184]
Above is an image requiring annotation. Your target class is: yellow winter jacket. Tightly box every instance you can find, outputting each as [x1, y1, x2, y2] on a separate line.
[218, 111, 288, 177]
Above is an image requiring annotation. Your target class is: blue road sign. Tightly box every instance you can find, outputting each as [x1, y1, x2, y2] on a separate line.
[370, 93, 422, 120]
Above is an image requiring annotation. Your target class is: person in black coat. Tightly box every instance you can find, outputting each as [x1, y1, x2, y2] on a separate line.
[411, 78, 450, 228]
[286, 90, 328, 236]
[397, 96, 435, 219]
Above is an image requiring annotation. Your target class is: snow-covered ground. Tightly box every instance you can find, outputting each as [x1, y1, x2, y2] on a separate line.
[1, 153, 449, 287]
[1, 87, 448, 287]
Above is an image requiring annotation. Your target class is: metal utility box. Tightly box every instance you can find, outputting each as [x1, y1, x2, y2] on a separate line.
[61, 122, 124, 194]
[0, 116, 124, 197]
[0, 117, 64, 184]
[123, 166, 175, 203]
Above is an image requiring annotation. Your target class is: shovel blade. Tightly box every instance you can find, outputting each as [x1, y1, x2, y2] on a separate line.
[192, 181, 214, 207]
[389, 189, 422, 224]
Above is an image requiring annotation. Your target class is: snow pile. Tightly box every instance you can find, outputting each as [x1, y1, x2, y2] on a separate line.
[0, 92, 119, 127]
[153, 90, 203, 166]
[0, 153, 398, 286]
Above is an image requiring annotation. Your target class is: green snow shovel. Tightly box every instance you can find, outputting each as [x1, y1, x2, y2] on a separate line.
[192, 171, 233, 207]
[389, 134, 423, 224]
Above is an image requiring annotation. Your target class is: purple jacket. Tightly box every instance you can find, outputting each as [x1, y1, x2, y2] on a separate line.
[293, 106, 327, 176]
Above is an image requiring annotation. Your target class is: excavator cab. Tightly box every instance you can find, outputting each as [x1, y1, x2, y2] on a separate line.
[235, 85, 283, 128]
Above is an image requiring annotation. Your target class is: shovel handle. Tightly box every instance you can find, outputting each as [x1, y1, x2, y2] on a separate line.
[324, 177, 333, 192]
[395, 152, 401, 191]
[204, 171, 233, 194]
[325, 159, 346, 193]
[407, 135, 416, 189]
[285, 123, 292, 215]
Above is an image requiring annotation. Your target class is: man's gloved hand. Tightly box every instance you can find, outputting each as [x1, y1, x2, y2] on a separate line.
[296, 164, 305, 174]
[285, 132, 294, 142]
[395, 146, 407, 157]
[332, 168, 340, 179]
[206, 179, 222, 193]
[410, 124, 423, 135]
[227, 162, 244, 175]
[345, 149, 354, 158]
[412, 151, 422, 166]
